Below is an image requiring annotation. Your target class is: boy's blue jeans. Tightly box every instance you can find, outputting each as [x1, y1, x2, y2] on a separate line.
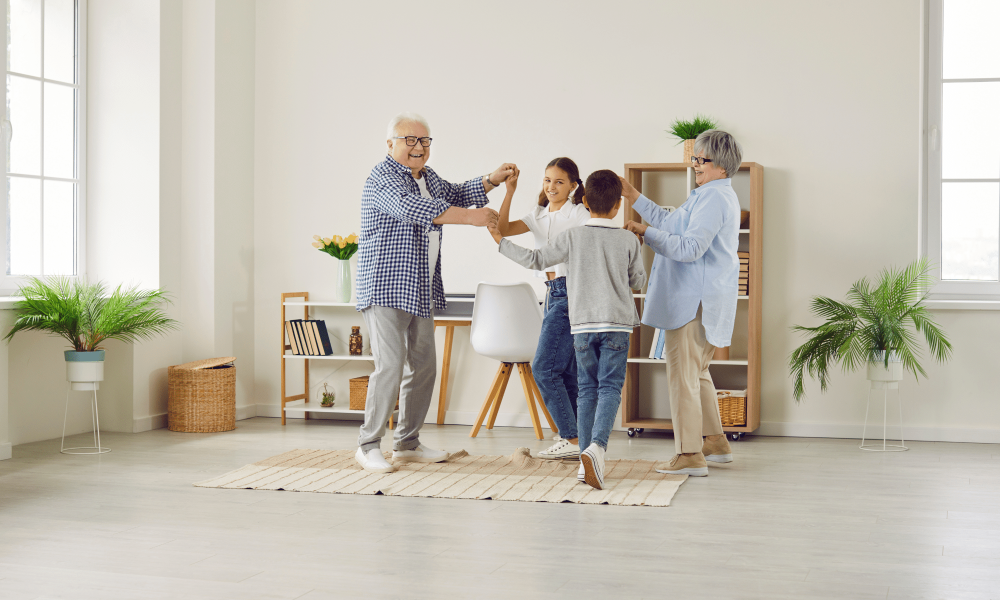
[531, 277, 578, 440]
[573, 331, 630, 451]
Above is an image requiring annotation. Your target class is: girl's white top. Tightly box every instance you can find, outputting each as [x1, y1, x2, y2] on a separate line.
[519, 202, 590, 278]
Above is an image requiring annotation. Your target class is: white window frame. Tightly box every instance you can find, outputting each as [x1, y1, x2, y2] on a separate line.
[922, 0, 1000, 306]
[0, 0, 86, 295]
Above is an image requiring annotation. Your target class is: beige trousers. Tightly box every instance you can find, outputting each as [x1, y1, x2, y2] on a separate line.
[663, 306, 725, 454]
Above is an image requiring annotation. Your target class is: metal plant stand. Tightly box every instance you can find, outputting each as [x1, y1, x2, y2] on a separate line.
[61, 383, 110, 455]
[860, 379, 907, 452]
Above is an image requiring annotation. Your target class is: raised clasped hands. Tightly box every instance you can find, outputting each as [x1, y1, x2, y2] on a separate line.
[490, 163, 518, 186]
[505, 165, 520, 192]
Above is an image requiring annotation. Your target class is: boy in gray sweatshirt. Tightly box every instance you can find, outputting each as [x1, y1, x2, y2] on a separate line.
[488, 170, 647, 489]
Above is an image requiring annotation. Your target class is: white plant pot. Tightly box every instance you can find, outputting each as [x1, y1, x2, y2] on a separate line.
[867, 361, 903, 382]
[66, 350, 105, 391]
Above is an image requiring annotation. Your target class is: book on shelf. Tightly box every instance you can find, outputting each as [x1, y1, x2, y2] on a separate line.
[310, 320, 335, 355]
[292, 319, 312, 355]
[299, 320, 319, 355]
[649, 328, 666, 359]
[285, 321, 301, 355]
[307, 321, 325, 355]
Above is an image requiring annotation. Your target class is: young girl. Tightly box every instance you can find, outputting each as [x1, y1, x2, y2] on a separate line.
[497, 157, 590, 460]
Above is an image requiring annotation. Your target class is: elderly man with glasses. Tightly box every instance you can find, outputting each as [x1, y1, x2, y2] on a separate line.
[354, 112, 515, 473]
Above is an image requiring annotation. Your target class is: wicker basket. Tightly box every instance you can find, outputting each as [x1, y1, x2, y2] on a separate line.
[349, 375, 370, 410]
[168, 357, 236, 432]
[717, 390, 747, 427]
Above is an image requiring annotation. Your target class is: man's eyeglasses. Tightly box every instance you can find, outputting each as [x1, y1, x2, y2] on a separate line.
[393, 136, 433, 148]
[690, 156, 713, 166]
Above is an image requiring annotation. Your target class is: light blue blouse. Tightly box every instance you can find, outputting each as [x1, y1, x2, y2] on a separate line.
[633, 178, 740, 348]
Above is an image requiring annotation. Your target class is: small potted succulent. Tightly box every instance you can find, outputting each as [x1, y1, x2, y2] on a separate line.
[320, 382, 335, 407]
[667, 114, 718, 163]
[3, 277, 179, 390]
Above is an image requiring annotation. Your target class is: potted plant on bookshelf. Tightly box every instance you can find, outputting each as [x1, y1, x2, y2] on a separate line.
[788, 257, 952, 402]
[312, 233, 359, 303]
[3, 277, 179, 389]
[666, 114, 718, 163]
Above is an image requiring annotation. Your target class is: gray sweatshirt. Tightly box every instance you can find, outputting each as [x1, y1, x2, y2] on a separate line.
[498, 219, 647, 334]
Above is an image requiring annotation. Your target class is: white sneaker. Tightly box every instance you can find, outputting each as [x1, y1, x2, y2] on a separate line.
[577, 463, 585, 483]
[580, 444, 606, 490]
[537, 438, 580, 460]
[355, 447, 395, 473]
[392, 443, 449, 463]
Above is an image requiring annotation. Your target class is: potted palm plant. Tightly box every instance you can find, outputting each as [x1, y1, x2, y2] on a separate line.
[3, 277, 179, 390]
[789, 257, 953, 402]
[667, 114, 718, 163]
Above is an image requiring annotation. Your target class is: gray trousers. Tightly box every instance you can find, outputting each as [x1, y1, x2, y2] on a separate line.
[358, 305, 437, 453]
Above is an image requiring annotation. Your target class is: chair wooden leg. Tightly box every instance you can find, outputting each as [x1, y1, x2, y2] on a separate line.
[470, 363, 508, 438]
[517, 363, 544, 440]
[524, 364, 558, 435]
[486, 364, 513, 430]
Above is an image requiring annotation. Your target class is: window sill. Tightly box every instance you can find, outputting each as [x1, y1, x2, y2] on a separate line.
[924, 300, 1000, 311]
[0, 297, 23, 310]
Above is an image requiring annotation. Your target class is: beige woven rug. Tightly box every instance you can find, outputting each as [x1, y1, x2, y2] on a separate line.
[194, 448, 687, 506]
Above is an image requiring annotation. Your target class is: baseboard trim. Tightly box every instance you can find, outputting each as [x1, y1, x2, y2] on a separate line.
[133, 413, 168, 433]
[236, 404, 257, 421]
[0, 442, 11, 460]
[133, 405, 257, 433]
[250, 405, 1000, 443]
[756, 421, 1000, 444]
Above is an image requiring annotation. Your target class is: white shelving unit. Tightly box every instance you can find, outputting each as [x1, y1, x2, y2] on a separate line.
[280, 292, 395, 426]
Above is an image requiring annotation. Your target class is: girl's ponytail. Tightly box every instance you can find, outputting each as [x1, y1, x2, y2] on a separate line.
[573, 178, 586, 205]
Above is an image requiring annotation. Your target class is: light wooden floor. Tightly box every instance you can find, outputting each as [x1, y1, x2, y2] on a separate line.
[1, 418, 999, 600]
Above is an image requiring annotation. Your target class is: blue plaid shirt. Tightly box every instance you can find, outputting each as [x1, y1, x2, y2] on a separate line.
[355, 155, 489, 318]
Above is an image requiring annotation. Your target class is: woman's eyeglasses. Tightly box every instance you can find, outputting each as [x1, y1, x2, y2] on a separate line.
[393, 136, 433, 147]
[690, 156, 713, 166]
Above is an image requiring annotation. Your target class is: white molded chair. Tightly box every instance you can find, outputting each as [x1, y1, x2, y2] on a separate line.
[468, 282, 557, 439]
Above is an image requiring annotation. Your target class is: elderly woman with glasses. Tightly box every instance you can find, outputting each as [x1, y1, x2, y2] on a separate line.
[622, 129, 744, 477]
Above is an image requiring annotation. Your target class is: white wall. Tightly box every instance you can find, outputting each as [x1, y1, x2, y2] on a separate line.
[0, 310, 12, 459]
[252, 0, 1000, 442]
[2, 0, 255, 451]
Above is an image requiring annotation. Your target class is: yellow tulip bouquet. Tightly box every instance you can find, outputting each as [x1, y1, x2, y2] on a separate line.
[312, 233, 358, 260]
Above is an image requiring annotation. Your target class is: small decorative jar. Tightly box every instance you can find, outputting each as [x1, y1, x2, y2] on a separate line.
[349, 326, 363, 356]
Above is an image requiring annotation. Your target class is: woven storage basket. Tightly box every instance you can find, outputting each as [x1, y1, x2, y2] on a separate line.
[717, 390, 747, 427]
[349, 375, 369, 410]
[168, 357, 236, 432]
[348, 375, 399, 411]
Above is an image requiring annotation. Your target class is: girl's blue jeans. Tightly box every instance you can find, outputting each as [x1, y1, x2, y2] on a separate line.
[573, 331, 630, 451]
[531, 277, 579, 440]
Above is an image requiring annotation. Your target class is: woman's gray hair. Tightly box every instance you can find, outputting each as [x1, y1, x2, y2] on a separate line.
[694, 129, 743, 177]
[386, 112, 431, 140]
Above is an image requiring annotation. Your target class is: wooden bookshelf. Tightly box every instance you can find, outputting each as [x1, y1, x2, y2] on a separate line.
[621, 162, 763, 439]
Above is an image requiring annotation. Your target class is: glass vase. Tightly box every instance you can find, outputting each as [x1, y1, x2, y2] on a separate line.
[334, 259, 352, 303]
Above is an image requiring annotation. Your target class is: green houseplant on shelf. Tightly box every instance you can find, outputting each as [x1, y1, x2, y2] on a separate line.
[788, 257, 953, 402]
[666, 114, 718, 163]
[3, 277, 179, 389]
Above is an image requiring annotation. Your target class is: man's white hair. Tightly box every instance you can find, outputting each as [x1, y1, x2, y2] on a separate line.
[386, 112, 431, 141]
